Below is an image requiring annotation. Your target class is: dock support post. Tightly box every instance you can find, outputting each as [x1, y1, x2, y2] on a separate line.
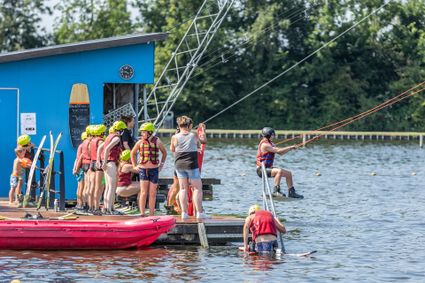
[420, 135, 423, 148]
[302, 134, 306, 147]
[198, 222, 209, 248]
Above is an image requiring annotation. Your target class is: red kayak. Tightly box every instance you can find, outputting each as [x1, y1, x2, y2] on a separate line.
[0, 216, 175, 250]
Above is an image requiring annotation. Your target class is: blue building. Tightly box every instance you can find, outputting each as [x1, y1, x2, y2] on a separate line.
[0, 33, 167, 199]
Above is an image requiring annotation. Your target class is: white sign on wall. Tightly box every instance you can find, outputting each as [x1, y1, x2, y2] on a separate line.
[20, 113, 37, 135]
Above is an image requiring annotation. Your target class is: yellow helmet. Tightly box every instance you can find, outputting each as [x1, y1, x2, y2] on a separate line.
[139, 122, 155, 133]
[85, 125, 93, 136]
[120, 149, 131, 161]
[92, 124, 106, 136]
[81, 131, 87, 141]
[108, 126, 115, 134]
[17, 134, 31, 146]
[248, 204, 261, 215]
[113, 120, 127, 131]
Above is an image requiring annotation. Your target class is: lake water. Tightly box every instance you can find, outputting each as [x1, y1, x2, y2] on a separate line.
[1, 140, 424, 282]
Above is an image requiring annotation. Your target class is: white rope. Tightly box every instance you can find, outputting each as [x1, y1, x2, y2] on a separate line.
[202, 1, 391, 124]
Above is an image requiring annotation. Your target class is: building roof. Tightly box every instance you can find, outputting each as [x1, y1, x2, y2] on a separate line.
[0, 32, 168, 63]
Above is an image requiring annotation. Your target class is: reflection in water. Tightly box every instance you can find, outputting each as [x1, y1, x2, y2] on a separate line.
[1, 141, 424, 282]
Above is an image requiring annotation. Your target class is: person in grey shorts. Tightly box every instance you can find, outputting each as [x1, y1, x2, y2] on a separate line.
[170, 116, 208, 220]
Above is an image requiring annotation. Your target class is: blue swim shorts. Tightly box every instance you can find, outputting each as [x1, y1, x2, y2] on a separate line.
[139, 167, 159, 184]
[10, 175, 19, 188]
[255, 240, 278, 253]
[175, 168, 201, 180]
[75, 168, 84, 182]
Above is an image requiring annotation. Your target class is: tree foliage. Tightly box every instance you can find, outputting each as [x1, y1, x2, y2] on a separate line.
[0, 0, 51, 52]
[1, 0, 424, 131]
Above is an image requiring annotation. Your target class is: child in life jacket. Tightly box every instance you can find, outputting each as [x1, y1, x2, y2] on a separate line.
[116, 150, 140, 201]
[102, 121, 126, 215]
[131, 122, 167, 216]
[9, 148, 26, 206]
[72, 131, 87, 210]
[87, 124, 106, 215]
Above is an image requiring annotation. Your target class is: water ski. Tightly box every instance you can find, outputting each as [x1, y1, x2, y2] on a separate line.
[238, 246, 317, 257]
[23, 135, 46, 207]
[68, 83, 90, 148]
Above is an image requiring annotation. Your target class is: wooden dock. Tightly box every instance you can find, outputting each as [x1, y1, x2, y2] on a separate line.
[0, 201, 244, 247]
[158, 129, 425, 147]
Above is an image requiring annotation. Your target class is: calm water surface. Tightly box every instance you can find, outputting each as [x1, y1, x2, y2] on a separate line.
[1, 140, 424, 282]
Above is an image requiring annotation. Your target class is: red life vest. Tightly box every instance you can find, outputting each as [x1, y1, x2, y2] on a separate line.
[117, 165, 132, 187]
[103, 133, 122, 162]
[249, 210, 277, 241]
[139, 136, 159, 165]
[90, 137, 103, 162]
[256, 138, 275, 168]
[81, 138, 92, 165]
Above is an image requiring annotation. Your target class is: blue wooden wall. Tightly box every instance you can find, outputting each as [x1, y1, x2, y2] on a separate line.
[0, 43, 155, 199]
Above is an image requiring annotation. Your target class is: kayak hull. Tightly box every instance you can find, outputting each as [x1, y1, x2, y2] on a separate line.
[0, 216, 175, 250]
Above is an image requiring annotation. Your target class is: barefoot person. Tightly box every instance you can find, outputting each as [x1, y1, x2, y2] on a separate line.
[256, 127, 303, 198]
[131, 122, 167, 216]
[72, 131, 87, 210]
[243, 204, 286, 253]
[9, 148, 26, 206]
[170, 116, 207, 220]
[88, 124, 106, 215]
[102, 121, 126, 215]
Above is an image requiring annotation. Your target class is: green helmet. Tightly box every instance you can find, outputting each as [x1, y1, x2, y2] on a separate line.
[81, 131, 87, 141]
[139, 122, 155, 133]
[17, 134, 31, 146]
[120, 149, 131, 161]
[113, 120, 127, 131]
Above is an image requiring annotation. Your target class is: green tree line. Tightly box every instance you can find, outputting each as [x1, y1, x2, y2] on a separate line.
[1, 0, 424, 131]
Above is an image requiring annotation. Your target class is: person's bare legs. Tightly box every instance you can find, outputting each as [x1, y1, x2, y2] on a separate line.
[190, 179, 203, 214]
[88, 170, 95, 209]
[94, 171, 104, 210]
[178, 178, 190, 215]
[271, 168, 293, 189]
[104, 162, 118, 212]
[148, 182, 158, 216]
[139, 181, 150, 216]
[76, 180, 84, 207]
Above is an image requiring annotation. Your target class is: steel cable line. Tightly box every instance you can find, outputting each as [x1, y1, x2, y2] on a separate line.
[193, 14, 309, 79]
[275, 80, 425, 145]
[298, 85, 425, 147]
[195, 4, 312, 70]
[201, 1, 391, 125]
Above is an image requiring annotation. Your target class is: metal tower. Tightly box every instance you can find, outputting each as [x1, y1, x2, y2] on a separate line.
[138, 0, 234, 129]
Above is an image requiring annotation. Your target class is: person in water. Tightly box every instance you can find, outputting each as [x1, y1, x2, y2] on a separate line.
[243, 204, 286, 253]
[256, 127, 303, 198]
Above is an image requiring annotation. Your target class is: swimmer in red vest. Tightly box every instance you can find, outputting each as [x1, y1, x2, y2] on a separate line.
[256, 127, 303, 198]
[243, 204, 286, 253]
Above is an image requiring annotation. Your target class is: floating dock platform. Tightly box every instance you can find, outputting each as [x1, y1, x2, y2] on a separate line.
[0, 201, 244, 247]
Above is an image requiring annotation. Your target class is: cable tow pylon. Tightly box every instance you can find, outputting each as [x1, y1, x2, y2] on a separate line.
[138, 0, 235, 129]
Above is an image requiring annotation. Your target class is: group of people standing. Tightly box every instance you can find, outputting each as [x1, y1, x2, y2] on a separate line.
[73, 115, 209, 219]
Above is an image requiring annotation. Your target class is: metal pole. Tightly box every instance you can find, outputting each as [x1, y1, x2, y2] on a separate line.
[262, 162, 286, 253]
[143, 87, 148, 122]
